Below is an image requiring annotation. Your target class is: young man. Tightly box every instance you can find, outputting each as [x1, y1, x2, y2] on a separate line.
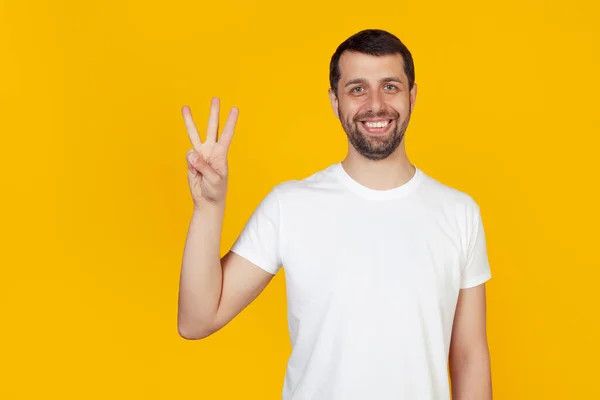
[178, 29, 493, 400]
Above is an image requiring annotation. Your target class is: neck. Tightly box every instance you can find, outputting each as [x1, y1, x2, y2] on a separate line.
[341, 144, 416, 191]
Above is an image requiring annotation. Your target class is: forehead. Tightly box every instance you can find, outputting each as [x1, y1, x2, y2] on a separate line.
[338, 51, 406, 83]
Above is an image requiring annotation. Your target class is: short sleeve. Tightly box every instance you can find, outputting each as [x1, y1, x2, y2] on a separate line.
[460, 203, 492, 289]
[230, 187, 282, 275]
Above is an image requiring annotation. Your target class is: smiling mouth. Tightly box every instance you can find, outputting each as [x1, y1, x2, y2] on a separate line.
[359, 120, 394, 134]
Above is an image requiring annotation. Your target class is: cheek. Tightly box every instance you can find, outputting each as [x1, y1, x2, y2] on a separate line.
[340, 105, 360, 122]
[339, 97, 361, 113]
[391, 101, 411, 118]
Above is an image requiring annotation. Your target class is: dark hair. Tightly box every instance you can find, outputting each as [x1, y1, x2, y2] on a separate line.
[329, 29, 415, 96]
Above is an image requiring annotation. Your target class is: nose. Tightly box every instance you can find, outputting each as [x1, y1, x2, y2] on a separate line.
[366, 90, 384, 113]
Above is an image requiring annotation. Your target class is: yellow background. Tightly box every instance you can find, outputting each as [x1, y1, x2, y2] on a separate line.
[1, 0, 599, 398]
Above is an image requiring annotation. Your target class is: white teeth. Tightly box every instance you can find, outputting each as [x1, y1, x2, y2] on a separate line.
[364, 120, 389, 128]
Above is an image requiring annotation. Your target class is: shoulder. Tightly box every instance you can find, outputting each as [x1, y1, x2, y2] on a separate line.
[416, 168, 482, 216]
[271, 163, 341, 198]
[416, 169, 487, 250]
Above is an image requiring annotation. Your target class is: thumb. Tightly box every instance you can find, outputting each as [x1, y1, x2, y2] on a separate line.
[186, 149, 198, 165]
[186, 150, 199, 175]
[186, 150, 221, 183]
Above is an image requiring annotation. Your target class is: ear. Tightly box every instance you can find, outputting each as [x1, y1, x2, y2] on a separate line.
[328, 88, 339, 119]
[409, 83, 417, 112]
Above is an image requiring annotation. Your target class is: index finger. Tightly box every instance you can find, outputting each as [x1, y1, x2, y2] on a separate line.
[218, 106, 239, 151]
[181, 105, 202, 151]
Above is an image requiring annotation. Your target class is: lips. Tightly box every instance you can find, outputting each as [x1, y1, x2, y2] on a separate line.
[359, 119, 394, 134]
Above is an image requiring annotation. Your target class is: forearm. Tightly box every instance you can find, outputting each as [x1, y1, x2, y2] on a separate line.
[449, 345, 492, 400]
[177, 202, 226, 338]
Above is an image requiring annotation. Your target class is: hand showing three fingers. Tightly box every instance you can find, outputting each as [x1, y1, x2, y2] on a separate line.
[183, 97, 238, 209]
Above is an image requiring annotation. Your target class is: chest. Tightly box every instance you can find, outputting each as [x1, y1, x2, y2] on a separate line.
[280, 205, 463, 311]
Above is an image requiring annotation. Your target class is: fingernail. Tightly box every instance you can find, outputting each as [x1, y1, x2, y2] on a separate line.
[189, 153, 198, 164]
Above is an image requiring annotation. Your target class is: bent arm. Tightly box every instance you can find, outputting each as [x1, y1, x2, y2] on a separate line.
[177, 204, 274, 339]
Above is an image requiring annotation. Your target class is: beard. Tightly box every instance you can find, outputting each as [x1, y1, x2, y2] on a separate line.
[338, 105, 411, 161]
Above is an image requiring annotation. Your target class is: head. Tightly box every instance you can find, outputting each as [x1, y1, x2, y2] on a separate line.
[328, 29, 417, 161]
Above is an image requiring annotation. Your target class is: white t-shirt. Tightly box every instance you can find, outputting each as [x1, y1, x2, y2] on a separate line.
[230, 162, 492, 400]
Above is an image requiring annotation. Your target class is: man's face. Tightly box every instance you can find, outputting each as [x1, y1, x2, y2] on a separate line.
[329, 51, 417, 161]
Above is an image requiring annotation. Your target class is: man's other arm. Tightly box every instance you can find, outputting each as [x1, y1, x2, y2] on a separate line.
[449, 283, 493, 399]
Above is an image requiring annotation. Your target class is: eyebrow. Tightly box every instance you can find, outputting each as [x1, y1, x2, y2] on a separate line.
[344, 76, 403, 87]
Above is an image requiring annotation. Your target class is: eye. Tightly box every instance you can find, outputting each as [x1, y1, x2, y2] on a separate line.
[351, 86, 364, 93]
[384, 84, 398, 90]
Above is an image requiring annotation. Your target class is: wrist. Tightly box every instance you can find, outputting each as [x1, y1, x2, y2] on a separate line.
[193, 199, 226, 214]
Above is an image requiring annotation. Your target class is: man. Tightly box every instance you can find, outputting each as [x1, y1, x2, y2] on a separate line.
[178, 29, 493, 400]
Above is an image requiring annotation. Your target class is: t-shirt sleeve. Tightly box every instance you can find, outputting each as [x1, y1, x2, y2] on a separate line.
[229, 186, 283, 275]
[460, 202, 492, 289]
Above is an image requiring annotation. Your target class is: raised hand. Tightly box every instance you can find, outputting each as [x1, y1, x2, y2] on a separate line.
[183, 97, 238, 208]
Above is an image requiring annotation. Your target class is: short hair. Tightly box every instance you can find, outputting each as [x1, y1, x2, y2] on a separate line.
[329, 29, 415, 96]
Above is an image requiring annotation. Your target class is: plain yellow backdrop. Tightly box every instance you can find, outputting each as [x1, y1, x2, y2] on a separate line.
[1, 0, 599, 398]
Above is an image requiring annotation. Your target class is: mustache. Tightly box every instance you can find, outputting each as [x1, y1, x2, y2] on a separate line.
[353, 110, 400, 122]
